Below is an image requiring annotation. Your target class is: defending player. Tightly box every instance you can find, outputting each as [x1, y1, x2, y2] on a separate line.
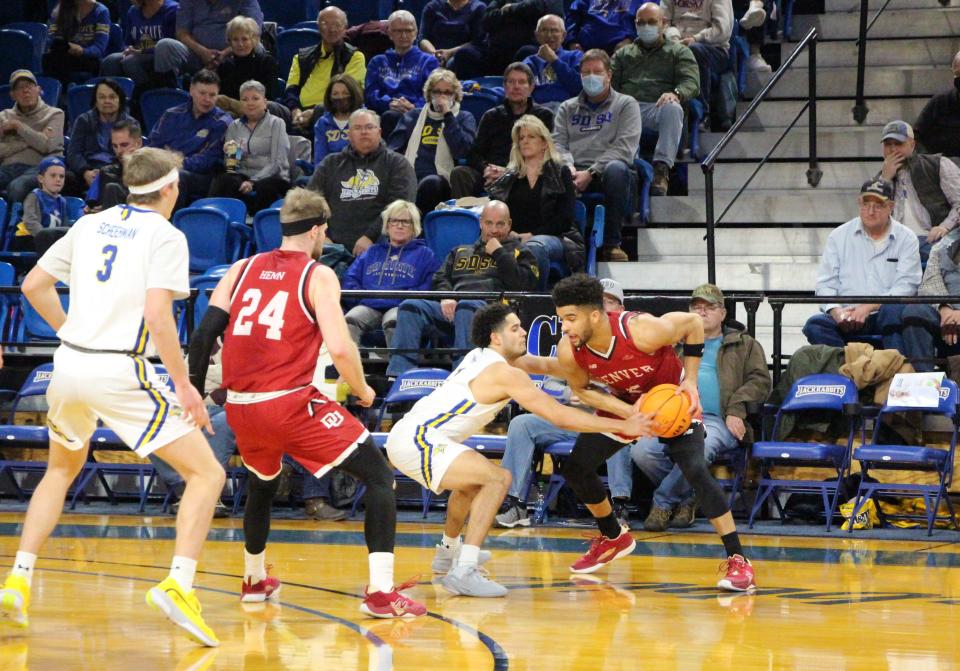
[387, 303, 651, 597]
[188, 188, 426, 618]
[0, 148, 225, 645]
[543, 274, 756, 591]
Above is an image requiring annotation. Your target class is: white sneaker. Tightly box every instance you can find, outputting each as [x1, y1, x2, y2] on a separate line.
[431, 544, 492, 574]
[442, 565, 507, 598]
[740, 2, 766, 30]
[747, 54, 772, 73]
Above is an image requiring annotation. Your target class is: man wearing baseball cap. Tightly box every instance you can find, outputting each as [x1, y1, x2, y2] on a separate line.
[600, 277, 625, 312]
[631, 283, 770, 531]
[878, 119, 960, 263]
[0, 70, 65, 205]
[802, 179, 921, 351]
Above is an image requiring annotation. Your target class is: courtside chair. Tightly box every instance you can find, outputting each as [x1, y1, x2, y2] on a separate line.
[748, 374, 861, 531]
[848, 378, 960, 536]
[422, 208, 479, 261]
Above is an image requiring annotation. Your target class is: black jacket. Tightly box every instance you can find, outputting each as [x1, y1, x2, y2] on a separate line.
[432, 236, 539, 293]
[466, 100, 554, 172]
[915, 87, 960, 158]
[217, 47, 279, 99]
[66, 109, 135, 175]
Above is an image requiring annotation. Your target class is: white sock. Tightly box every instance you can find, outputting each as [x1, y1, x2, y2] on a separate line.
[169, 556, 198, 593]
[244, 549, 266, 583]
[458, 544, 480, 569]
[440, 534, 461, 551]
[368, 552, 394, 594]
[12, 551, 37, 586]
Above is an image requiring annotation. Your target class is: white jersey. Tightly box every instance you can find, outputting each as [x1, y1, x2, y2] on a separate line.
[38, 204, 189, 356]
[401, 347, 510, 442]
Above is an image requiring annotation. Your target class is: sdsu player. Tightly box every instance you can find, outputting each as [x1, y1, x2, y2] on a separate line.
[0, 149, 225, 645]
[189, 188, 426, 618]
[387, 303, 650, 597]
[546, 275, 756, 591]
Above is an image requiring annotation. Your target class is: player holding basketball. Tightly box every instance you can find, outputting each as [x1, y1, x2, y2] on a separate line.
[0, 148, 225, 645]
[542, 274, 756, 591]
[387, 303, 651, 597]
[188, 188, 426, 618]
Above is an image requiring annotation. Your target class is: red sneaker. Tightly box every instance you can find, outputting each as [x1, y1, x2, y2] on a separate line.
[241, 568, 281, 603]
[359, 578, 427, 619]
[717, 554, 757, 592]
[569, 527, 636, 574]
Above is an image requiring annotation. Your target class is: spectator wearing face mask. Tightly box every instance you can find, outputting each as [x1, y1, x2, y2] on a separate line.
[612, 2, 699, 196]
[914, 50, 960, 159]
[313, 74, 364, 166]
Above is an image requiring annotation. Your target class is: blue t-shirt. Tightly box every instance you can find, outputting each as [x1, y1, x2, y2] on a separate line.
[698, 336, 723, 418]
[413, 116, 444, 180]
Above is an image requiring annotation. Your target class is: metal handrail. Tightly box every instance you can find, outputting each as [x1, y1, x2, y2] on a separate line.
[852, 0, 895, 124]
[701, 27, 821, 285]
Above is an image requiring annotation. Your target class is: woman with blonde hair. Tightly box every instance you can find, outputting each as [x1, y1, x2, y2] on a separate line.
[388, 68, 476, 214]
[341, 200, 440, 345]
[216, 16, 280, 118]
[487, 114, 582, 288]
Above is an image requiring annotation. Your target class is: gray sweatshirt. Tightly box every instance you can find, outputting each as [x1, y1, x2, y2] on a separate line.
[553, 89, 642, 173]
[225, 112, 290, 182]
[0, 100, 65, 167]
[661, 0, 733, 51]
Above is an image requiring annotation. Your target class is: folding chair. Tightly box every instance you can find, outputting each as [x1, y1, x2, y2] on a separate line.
[748, 374, 861, 531]
[350, 369, 450, 516]
[422, 208, 479, 261]
[848, 378, 960, 536]
[140, 88, 190, 135]
[253, 208, 282, 252]
[173, 207, 244, 274]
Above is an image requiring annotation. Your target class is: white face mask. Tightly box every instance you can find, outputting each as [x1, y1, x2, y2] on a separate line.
[581, 74, 606, 96]
[431, 94, 452, 110]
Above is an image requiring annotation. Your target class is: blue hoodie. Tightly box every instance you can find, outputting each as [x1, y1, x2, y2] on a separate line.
[364, 47, 440, 114]
[313, 112, 350, 165]
[524, 48, 584, 104]
[567, 0, 642, 52]
[342, 238, 440, 310]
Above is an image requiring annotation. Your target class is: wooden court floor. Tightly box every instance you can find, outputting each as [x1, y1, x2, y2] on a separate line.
[1, 512, 959, 671]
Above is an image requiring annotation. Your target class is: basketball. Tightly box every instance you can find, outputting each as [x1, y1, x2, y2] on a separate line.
[638, 383, 692, 438]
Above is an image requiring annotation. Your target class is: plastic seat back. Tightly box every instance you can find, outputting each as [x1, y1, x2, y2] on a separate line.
[422, 209, 479, 261]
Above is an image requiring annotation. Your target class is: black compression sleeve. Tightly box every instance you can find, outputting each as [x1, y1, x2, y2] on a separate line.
[187, 305, 230, 396]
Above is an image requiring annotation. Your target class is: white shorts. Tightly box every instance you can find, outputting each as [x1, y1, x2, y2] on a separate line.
[386, 418, 472, 495]
[46, 347, 195, 457]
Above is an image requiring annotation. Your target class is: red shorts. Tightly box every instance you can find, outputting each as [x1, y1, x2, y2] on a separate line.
[225, 387, 369, 480]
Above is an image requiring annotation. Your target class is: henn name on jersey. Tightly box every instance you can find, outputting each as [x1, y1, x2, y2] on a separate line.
[96, 222, 139, 239]
[259, 271, 286, 281]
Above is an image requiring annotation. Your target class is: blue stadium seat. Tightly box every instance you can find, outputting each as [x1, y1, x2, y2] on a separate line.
[83, 76, 136, 100]
[748, 374, 861, 531]
[261, 0, 315, 29]
[36, 76, 61, 109]
[4, 22, 46, 72]
[253, 208, 282, 252]
[64, 196, 85, 225]
[66, 84, 96, 125]
[173, 207, 244, 274]
[848, 379, 960, 535]
[1, 202, 21, 251]
[15, 285, 69, 342]
[633, 156, 653, 226]
[140, 88, 190, 135]
[459, 91, 500, 123]
[277, 28, 320, 81]
[422, 208, 479, 261]
[0, 260, 17, 346]
[193, 196, 247, 225]
[585, 204, 604, 276]
[0, 30, 34, 86]
[107, 23, 124, 55]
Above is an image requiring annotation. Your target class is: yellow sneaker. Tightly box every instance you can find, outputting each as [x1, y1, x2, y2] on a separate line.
[0, 574, 30, 628]
[146, 577, 219, 647]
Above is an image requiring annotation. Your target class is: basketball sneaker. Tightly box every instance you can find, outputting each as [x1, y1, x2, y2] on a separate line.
[442, 564, 508, 598]
[569, 527, 636, 574]
[359, 578, 427, 619]
[494, 503, 530, 528]
[717, 554, 757, 592]
[0, 574, 29, 628]
[241, 568, 281, 603]
[431, 544, 492, 574]
[147, 577, 220, 647]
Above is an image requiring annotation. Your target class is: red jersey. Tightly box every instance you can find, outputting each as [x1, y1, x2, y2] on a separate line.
[222, 250, 323, 392]
[571, 311, 683, 406]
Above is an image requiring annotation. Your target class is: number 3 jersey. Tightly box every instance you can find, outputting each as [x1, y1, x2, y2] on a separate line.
[37, 204, 190, 356]
[222, 250, 324, 393]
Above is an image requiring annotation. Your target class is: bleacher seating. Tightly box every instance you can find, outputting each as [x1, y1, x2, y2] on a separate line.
[0, 29, 34, 85]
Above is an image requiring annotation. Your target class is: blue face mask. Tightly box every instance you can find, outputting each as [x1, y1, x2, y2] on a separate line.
[636, 24, 661, 45]
[581, 74, 606, 96]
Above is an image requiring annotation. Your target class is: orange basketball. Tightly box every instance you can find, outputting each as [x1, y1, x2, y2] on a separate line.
[638, 384, 692, 438]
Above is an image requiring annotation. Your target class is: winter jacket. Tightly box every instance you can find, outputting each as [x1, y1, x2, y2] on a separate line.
[467, 100, 554, 173]
[148, 102, 232, 174]
[0, 100, 65, 167]
[364, 47, 439, 114]
[307, 140, 417, 252]
[217, 47, 279, 100]
[710, 324, 771, 443]
[66, 109, 135, 174]
[342, 238, 440, 310]
[432, 236, 538, 293]
[611, 37, 701, 104]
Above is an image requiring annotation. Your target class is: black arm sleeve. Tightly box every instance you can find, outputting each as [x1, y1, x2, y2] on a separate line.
[187, 306, 230, 396]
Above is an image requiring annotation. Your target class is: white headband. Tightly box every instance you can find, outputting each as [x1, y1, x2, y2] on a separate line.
[127, 168, 179, 195]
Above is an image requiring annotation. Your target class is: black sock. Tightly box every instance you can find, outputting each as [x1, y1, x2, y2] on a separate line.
[597, 512, 622, 538]
[721, 531, 744, 558]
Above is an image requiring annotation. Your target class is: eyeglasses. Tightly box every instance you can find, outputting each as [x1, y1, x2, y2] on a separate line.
[390, 27, 416, 34]
[352, 124, 379, 133]
[387, 218, 413, 227]
[690, 303, 721, 313]
[859, 200, 888, 212]
[432, 89, 454, 96]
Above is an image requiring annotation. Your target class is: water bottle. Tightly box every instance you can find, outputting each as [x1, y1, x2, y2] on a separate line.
[532, 484, 546, 523]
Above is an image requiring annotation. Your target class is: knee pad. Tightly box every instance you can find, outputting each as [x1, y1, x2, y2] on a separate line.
[667, 431, 728, 519]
